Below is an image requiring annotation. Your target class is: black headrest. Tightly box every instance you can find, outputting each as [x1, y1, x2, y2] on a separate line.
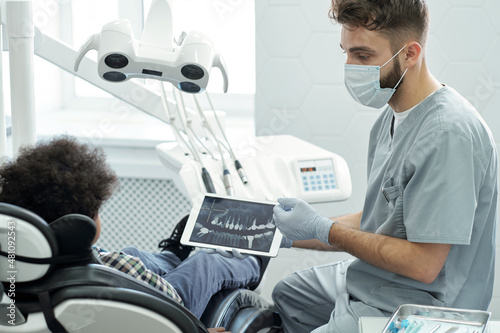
[50, 214, 96, 256]
[0, 202, 58, 251]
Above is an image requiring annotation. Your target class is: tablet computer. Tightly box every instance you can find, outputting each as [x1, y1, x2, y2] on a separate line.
[181, 193, 283, 257]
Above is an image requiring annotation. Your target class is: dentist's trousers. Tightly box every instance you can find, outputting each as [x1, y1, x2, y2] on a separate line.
[272, 259, 390, 333]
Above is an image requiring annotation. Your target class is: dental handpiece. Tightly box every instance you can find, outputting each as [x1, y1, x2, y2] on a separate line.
[235, 160, 248, 184]
[202, 167, 216, 193]
[223, 168, 234, 196]
[204, 92, 249, 185]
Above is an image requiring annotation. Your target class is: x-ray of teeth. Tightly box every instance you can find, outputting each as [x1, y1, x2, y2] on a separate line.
[189, 197, 276, 252]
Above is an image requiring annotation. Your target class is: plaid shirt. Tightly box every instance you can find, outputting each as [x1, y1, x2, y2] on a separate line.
[93, 246, 184, 305]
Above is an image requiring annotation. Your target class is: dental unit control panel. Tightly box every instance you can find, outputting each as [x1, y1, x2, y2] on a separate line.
[296, 158, 339, 203]
[157, 135, 351, 204]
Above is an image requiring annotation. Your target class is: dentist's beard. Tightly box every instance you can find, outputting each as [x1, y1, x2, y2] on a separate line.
[380, 56, 404, 89]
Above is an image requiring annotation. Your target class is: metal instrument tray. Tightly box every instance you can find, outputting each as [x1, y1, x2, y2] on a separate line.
[382, 304, 491, 333]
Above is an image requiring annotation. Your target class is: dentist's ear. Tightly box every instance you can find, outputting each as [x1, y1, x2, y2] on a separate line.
[403, 41, 422, 69]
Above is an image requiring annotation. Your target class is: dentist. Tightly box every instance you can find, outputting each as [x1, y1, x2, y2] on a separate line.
[272, 1, 498, 332]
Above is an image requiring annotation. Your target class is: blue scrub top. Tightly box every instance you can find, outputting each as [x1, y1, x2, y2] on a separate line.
[346, 86, 498, 312]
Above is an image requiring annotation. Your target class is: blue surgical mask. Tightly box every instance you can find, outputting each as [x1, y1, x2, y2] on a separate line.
[344, 44, 408, 109]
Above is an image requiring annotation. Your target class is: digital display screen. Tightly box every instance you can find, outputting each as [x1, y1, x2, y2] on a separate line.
[300, 167, 316, 172]
[189, 197, 277, 252]
[298, 159, 334, 174]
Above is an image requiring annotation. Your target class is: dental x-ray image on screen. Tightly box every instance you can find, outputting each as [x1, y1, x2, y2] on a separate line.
[182, 194, 282, 256]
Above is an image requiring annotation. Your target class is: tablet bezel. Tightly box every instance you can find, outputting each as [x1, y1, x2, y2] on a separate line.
[181, 193, 283, 257]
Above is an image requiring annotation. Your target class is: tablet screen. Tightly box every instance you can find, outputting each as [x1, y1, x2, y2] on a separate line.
[181, 194, 282, 256]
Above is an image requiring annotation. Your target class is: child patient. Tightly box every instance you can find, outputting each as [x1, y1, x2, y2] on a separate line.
[0, 135, 265, 333]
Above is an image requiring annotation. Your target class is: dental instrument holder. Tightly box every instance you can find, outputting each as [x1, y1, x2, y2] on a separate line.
[156, 135, 352, 204]
[74, 0, 228, 94]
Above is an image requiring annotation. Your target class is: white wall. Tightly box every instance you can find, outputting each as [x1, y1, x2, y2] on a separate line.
[255, 0, 500, 319]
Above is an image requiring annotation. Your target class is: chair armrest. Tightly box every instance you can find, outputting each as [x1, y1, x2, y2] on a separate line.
[201, 288, 279, 332]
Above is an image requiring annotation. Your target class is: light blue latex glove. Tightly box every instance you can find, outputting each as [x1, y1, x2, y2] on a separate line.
[205, 247, 248, 259]
[273, 197, 335, 245]
[280, 237, 293, 248]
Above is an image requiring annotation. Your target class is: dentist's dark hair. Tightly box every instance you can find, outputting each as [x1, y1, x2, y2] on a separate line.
[0, 135, 119, 222]
[329, 0, 430, 52]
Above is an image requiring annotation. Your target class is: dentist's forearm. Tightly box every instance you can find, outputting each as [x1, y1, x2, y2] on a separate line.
[292, 239, 339, 251]
[290, 211, 362, 251]
[336, 211, 362, 230]
[328, 222, 451, 284]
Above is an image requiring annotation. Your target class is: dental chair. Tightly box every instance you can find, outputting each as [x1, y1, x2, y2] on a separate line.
[0, 203, 281, 333]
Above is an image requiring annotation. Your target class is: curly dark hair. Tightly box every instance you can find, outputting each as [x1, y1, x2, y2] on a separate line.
[329, 0, 430, 51]
[0, 136, 119, 222]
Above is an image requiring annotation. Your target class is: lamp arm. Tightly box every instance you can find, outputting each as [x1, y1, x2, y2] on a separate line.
[141, 0, 174, 50]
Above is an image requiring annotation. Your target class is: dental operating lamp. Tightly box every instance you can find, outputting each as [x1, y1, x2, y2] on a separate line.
[74, 0, 229, 94]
